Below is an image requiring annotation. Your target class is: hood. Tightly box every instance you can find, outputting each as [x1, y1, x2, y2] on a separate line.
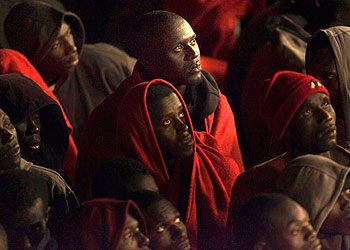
[307, 26, 350, 148]
[0, 73, 68, 173]
[276, 154, 350, 232]
[4, 1, 85, 67]
[60, 198, 147, 250]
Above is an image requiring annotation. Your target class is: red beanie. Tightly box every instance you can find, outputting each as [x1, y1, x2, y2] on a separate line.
[261, 71, 329, 141]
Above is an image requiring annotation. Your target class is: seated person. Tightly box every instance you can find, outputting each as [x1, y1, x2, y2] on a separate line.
[77, 10, 244, 188]
[0, 73, 70, 177]
[0, 169, 58, 250]
[0, 106, 78, 237]
[306, 26, 350, 150]
[4, 1, 136, 143]
[58, 198, 150, 250]
[92, 157, 159, 200]
[107, 79, 240, 249]
[277, 154, 350, 250]
[228, 71, 350, 211]
[230, 193, 321, 250]
[128, 191, 193, 250]
[0, 48, 77, 183]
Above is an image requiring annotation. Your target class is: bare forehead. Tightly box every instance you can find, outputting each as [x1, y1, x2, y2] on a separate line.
[148, 199, 178, 222]
[58, 21, 70, 37]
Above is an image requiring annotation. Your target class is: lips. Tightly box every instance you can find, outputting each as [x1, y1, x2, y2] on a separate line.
[65, 52, 79, 68]
[175, 238, 191, 250]
[310, 239, 322, 250]
[319, 124, 337, 139]
[5, 143, 20, 159]
[181, 133, 194, 146]
[188, 60, 201, 73]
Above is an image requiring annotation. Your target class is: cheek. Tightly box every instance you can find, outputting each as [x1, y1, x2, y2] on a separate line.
[151, 232, 171, 248]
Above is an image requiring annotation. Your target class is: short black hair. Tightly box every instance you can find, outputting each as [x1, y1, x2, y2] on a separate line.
[233, 193, 298, 250]
[92, 157, 151, 200]
[126, 190, 165, 213]
[128, 10, 183, 58]
[0, 169, 49, 213]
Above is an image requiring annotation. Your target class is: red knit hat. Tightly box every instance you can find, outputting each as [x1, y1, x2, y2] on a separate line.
[261, 71, 329, 141]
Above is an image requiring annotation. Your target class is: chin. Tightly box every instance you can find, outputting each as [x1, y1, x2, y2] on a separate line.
[186, 74, 203, 86]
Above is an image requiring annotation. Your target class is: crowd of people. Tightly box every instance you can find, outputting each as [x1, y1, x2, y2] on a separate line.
[0, 0, 349, 249]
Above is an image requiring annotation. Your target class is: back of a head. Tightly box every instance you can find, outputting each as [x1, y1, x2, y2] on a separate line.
[92, 157, 152, 200]
[0, 169, 49, 213]
[128, 10, 183, 58]
[234, 193, 297, 250]
[305, 32, 332, 73]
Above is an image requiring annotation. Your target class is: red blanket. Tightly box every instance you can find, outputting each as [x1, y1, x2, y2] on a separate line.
[113, 79, 239, 249]
[0, 49, 77, 184]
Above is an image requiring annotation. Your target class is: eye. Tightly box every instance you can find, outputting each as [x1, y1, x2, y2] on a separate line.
[162, 119, 171, 126]
[190, 38, 196, 46]
[302, 109, 312, 117]
[174, 217, 181, 223]
[156, 225, 165, 233]
[174, 44, 184, 53]
[179, 111, 185, 118]
[290, 227, 301, 236]
[322, 100, 330, 108]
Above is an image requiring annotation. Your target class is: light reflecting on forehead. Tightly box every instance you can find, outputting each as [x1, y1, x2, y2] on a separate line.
[149, 199, 178, 223]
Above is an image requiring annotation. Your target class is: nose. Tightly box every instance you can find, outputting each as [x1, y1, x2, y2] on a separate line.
[63, 36, 77, 55]
[21, 235, 32, 249]
[176, 118, 189, 134]
[304, 223, 317, 242]
[26, 117, 40, 135]
[0, 127, 14, 144]
[316, 107, 333, 123]
[170, 223, 186, 241]
[185, 44, 199, 60]
[136, 231, 150, 247]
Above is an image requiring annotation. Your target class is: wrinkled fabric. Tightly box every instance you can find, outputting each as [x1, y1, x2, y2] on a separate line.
[307, 26, 350, 149]
[0, 48, 77, 184]
[0, 73, 70, 176]
[110, 79, 239, 249]
[58, 199, 147, 250]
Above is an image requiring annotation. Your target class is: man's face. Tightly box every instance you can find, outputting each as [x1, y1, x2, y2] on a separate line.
[307, 47, 343, 118]
[266, 200, 321, 250]
[286, 93, 337, 154]
[3, 198, 49, 250]
[0, 109, 21, 170]
[146, 199, 191, 250]
[321, 189, 350, 235]
[149, 92, 194, 161]
[15, 113, 41, 156]
[118, 214, 151, 250]
[143, 18, 203, 86]
[132, 174, 159, 193]
[37, 21, 79, 76]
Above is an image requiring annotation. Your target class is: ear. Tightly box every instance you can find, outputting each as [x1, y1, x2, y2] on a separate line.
[45, 206, 51, 223]
[254, 241, 272, 250]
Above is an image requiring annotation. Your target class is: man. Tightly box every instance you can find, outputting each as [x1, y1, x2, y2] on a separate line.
[92, 157, 159, 200]
[128, 191, 193, 250]
[77, 10, 244, 178]
[0, 169, 57, 250]
[230, 193, 321, 250]
[4, 1, 136, 143]
[306, 26, 350, 150]
[277, 154, 350, 250]
[228, 71, 350, 214]
[0, 106, 78, 237]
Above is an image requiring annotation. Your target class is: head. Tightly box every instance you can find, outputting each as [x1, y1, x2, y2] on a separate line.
[15, 112, 41, 156]
[128, 191, 191, 250]
[92, 157, 159, 200]
[147, 84, 194, 162]
[0, 169, 50, 250]
[262, 71, 336, 156]
[133, 11, 202, 86]
[234, 193, 321, 250]
[0, 108, 21, 170]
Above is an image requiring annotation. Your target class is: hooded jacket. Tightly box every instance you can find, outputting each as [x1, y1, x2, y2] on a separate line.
[58, 198, 148, 250]
[4, 1, 136, 143]
[0, 73, 69, 176]
[307, 26, 350, 150]
[0, 48, 77, 183]
[87, 79, 239, 249]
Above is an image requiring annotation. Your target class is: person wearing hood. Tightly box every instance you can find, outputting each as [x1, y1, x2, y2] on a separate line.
[226, 71, 350, 238]
[3, 1, 136, 144]
[306, 26, 350, 151]
[81, 78, 240, 249]
[58, 198, 151, 250]
[0, 75, 78, 237]
[277, 154, 350, 250]
[77, 10, 244, 182]
[0, 48, 77, 183]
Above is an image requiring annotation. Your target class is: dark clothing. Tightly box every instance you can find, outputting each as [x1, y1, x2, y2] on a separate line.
[0, 73, 69, 175]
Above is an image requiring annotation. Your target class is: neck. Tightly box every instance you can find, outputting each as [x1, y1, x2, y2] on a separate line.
[318, 232, 343, 250]
[40, 71, 63, 86]
[165, 158, 176, 176]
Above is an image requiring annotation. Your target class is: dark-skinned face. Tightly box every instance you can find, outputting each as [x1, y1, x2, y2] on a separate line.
[149, 92, 194, 161]
[118, 214, 151, 250]
[320, 189, 350, 235]
[15, 113, 41, 156]
[265, 200, 321, 250]
[307, 47, 343, 119]
[0, 109, 21, 170]
[286, 93, 337, 154]
[38, 22, 79, 76]
[146, 199, 191, 250]
[2, 198, 49, 250]
[142, 18, 203, 87]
